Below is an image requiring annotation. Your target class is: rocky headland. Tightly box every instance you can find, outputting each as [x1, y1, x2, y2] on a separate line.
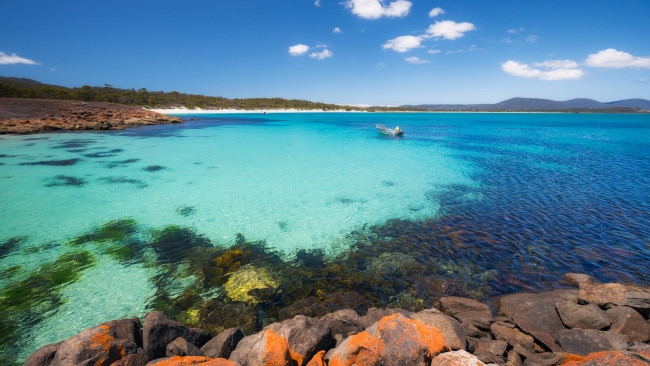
[24, 273, 650, 366]
[0, 98, 183, 134]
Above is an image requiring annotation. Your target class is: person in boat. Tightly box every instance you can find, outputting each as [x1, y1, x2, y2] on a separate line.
[395, 126, 401, 134]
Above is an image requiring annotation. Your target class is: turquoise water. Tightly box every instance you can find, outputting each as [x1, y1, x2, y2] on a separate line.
[1, 112, 649, 363]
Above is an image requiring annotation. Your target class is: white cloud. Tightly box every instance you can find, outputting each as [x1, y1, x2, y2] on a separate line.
[428, 7, 444, 18]
[584, 48, 650, 69]
[502, 60, 584, 81]
[310, 49, 333, 60]
[425, 20, 476, 40]
[526, 35, 539, 43]
[289, 44, 310, 56]
[0, 51, 40, 65]
[507, 27, 524, 34]
[333, 27, 342, 34]
[405, 56, 429, 64]
[314, 0, 321, 6]
[382, 35, 422, 53]
[344, 0, 412, 19]
[427, 49, 441, 54]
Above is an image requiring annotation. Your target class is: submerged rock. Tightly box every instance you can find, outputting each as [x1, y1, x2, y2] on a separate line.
[224, 265, 280, 304]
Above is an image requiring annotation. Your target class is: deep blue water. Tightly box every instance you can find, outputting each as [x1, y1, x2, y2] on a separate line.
[1, 112, 649, 363]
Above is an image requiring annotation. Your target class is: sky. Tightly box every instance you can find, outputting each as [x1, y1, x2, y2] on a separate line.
[1, 0, 649, 106]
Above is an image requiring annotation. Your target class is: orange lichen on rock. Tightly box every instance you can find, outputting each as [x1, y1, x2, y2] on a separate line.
[85, 324, 126, 365]
[147, 356, 241, 366]
[561, 350, 650, 366]
[328, 313, 449, 366]
[261, 329, 295, 366]
[305, 350, 327, 366]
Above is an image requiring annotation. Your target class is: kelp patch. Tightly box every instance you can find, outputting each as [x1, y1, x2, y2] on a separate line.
[45, 175, 87, 187]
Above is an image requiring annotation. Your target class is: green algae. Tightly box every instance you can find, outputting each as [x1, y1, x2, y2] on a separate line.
[0, 236, 26, 260]
[44, 175, 87, 187]
[176, 206, 196, 217]
[68, 218, 138, 246]
[150, 225, 212, 264]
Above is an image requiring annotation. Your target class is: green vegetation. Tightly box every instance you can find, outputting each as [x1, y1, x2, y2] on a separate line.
[0, 76, 417, 111]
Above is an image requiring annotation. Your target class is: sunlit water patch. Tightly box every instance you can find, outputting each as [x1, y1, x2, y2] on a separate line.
[1, 112, 649, 364]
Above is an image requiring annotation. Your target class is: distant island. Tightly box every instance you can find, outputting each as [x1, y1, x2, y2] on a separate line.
[1, 76, 649, 113]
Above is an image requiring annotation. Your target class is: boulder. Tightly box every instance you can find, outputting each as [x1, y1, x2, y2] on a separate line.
[167, 337, 204, 357]
[563, 273, 594, 286]
[144, 311, 212, 360]
[496, 290, 578, 352]
[410, 309, 467, 350]
[111, 351, 149, 366]
[556, 328, 629, 356]
[490, 322, 535, 351]
[24, 342, 61, 366]
[146, 355, 241, 365]
[305, 350, 326, 366]
[605, 306, 650, 342]
[521, 352, 562, 366]
[475, 338, 508, 356]
[439, 296, 493, 331]
[201, 328, 244, 359]
[326, 313, 449, 366]
[228, 329, 294, 366]
[264, 315, 335, 365]
[555, 301, 611, 330]
[578, 282, 650, 309]
[560, 350, 650, 366]
[430, 349, 486, 365]
[317, 309, 363, 345]
[38, 317, 142, 366]
[361, 307, 412, 328]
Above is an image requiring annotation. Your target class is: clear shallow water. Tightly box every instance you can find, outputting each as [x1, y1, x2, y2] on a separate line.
[1, 112, 649, 363]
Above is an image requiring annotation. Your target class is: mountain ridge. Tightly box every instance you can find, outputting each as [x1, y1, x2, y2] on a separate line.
[407, 97, 650, 111]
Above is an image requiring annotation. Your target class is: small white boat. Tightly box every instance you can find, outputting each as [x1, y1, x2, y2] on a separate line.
[376, 124, 404, 136]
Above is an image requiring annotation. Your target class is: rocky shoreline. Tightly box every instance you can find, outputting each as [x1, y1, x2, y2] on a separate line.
[24, 273, 650, 366]
[0, 98, 183, 134]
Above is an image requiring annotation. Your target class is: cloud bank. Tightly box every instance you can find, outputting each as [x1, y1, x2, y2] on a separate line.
[502, 60, 584, 81]
[344, 0, 412, 19]
[584, 48, 650, 69]
[0, 52, 40, 65]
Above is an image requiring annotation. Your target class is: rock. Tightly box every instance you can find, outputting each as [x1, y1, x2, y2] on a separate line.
[224, 264, 280, 304]
[439, 296, 493, 331]
[490, 322, 535, 351]
[305, 350, 326, 366]
[144, 311, 212, 360]
[430, 349, 486, 365]
[605, 306, 650, 342]
[201, 328, 244, 359]
[146, 355, 242, 365]
[563, 273, 593, 286]
[112, 351, 149, 366]
[38, 318, 141, 366]
[560, 350, 650, 366]
[24, 342, 61, 366]
[496, 290, 578, 352]
[522, 352, 562, 366]
[410, 309, 467, 350]
[167, 337, 204, 357]
[317, 309, 363, 344]
[361, 307, 413, 328]
[556, 328, 629, 356]
[228, 329, 294, 366]
[326, 313, 449, 366]
[506, 350, 523, 366]
[555, 301, 611, 330]
[475, 338, 508, 356]
[264, 315, 335, 366]
[578, 282, 650, 309]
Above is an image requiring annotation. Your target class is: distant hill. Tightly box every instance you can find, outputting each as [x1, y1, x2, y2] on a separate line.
[407, 97, 650, 112]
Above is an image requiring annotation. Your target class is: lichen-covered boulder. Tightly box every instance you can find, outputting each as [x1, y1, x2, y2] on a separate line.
[264, 315, 335, 366]
[326, 313, 449, 366]
[224, 265, 279, 304]
[410, 309, 466, 351]
[146, 355, 241, 365]
[561, 350, 650, 365]
[39, 317, 141, 366]
[228, 329, 294, 366]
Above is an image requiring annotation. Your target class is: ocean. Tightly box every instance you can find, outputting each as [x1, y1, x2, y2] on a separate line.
[1, 112, 649, 363]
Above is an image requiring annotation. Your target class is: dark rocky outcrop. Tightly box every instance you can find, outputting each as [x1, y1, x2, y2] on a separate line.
[0, 98, 183, 134]
[24, 274, 650, 366]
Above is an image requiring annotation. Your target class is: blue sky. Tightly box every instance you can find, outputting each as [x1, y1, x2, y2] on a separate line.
[1, 0, 649, 105]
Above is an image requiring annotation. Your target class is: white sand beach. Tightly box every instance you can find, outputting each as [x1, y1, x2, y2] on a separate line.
[149, 107, 357, 115]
